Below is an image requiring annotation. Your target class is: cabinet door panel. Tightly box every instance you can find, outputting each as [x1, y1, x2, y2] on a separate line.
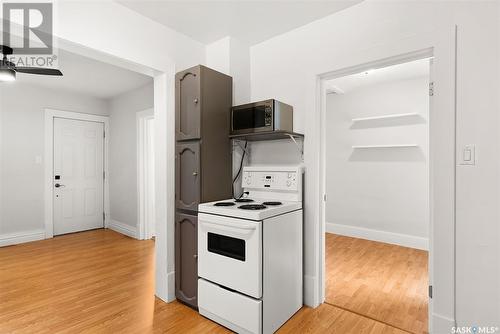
[175, 212, 198, 308]
[176, 68, 201, 140]
[176, 142, 200, 211]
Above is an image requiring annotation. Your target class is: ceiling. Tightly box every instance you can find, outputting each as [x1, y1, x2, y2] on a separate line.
[117, 0, 363, 45]
[325, 58, 431, 94]
[14, 49, 152, 99]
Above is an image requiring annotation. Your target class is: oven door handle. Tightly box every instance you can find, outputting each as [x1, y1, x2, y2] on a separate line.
[201, 221, 257, 236]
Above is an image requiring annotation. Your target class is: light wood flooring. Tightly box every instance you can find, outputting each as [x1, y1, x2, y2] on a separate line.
[325, 233, 428, 334]
[1, 229, 413, 333]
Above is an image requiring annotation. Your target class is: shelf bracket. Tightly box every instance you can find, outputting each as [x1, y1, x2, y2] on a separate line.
[287, 134, 304, 159]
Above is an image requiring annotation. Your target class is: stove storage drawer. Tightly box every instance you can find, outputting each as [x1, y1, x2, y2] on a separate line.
[199, 278, 262, 334]
[198, 213, 262, 299]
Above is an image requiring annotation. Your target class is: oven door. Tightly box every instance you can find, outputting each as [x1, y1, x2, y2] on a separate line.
[198, 213, 262, 299]
[231, 101, 273, 135]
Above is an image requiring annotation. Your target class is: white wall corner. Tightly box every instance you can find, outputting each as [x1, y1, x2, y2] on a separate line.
[108, 220, 138, 239]
[0, 229, 45, 247]
[205, 36, 231, 75]
[326, 222, 429, 251]
[205, 36, 251, 105]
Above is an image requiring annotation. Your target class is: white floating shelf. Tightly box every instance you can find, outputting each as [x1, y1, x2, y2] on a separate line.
[351, 113, 420, 123]
[352, 144, 419, 149]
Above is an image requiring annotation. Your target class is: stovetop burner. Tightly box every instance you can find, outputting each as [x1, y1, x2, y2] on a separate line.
[238, 204, 267, 210]
[262, 201, 282, 206]
[234, 198, 254, 203]
[214, 202, 236, 207]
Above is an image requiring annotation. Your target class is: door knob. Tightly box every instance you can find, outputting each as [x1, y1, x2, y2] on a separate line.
[193, 98, 199, 104]
[192, 172, 198, 176]
[54, 183, 65, 188]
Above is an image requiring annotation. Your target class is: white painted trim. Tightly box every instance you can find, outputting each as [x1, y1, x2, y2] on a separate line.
[44, 109, 110, 239]
[154, 72, 175, 303]
[0, 229, 45, 247]
[303, 274, 319, 307]
[167, 271, 176, 302]
[432, 313, 455, 334]
[108, 220, 138, 239]
[310, 28, 458, 332]
[326, 222, 429, 251]
[137, 109, 155, 240]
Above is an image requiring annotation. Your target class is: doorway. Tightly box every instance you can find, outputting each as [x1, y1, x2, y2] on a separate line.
[322, 57, 432, 334]
[137, 109, 156, 240]
[44, 109, 110, 238]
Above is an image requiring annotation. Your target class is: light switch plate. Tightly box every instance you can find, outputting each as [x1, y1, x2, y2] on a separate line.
[459, 145, 475, 165]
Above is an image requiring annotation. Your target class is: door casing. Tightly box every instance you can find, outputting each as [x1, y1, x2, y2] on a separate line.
[137, 108, 155, 240]
[44, 109, 110, 239]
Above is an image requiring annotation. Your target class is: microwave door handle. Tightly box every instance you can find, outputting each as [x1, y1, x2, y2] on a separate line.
[201, 221, 256, 236]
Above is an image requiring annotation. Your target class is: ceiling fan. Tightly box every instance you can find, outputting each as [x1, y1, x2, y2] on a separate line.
[0, 45, 63, 82]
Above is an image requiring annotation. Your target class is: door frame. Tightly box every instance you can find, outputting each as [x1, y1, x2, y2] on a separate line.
[319, 48, 434, 322]
[137, 108, 155, 240]
[44, 109, 110, 239]
[306, 27, 458, 332]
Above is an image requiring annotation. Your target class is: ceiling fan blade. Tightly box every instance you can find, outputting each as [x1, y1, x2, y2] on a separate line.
[0, 45, 13, 55]
[15, 67, 63, 76]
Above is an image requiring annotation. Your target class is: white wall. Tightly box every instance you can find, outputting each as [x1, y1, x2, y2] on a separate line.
[249, 0, 499, 329]
[325, 77, 429, 250]
[206, 36, 251, 105]
[108, 83, 154, 230]
[0, 83, 108, 236]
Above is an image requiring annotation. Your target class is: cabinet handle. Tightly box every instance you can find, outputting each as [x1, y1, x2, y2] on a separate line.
[193, 98, 199, 104]
[192, 171, 198, 176]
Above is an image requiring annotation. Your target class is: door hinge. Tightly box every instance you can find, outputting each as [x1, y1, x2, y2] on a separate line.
[103, 131, 106, 138]
[429, 82, 434, 96]
[428, 285, 433, 299]
[323, 194, 327, 202]
[103, 212, 105, 221]
[103, 171, 105, 180]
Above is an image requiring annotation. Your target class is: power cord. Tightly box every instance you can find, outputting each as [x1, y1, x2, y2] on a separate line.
[232, 141, 248, 199]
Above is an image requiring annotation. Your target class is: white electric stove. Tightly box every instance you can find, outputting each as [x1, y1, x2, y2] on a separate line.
[198, 166, 303, 334]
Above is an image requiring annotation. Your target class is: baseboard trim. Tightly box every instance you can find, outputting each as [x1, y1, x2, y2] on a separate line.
[108, 220, 138, 239]
[326, 222, 428, 250]
[167, 271, 176, 302]
[0, 229, 45, 247]
[432, 313, 455, 333]
[304, 274, 320, 308]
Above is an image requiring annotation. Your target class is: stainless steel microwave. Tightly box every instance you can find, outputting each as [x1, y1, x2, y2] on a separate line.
[230, 99, 293, 136]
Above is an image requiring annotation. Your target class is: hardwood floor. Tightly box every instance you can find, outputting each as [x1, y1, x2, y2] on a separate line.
[1, 229, 410, 333]
[325, 233, 428, 334]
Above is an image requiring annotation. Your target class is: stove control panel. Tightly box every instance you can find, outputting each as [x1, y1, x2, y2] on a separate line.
[243, 169, 299, 191]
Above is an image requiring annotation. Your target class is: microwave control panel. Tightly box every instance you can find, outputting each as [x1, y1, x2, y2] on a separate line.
[243, 170, 298, 191]
[264, 107, 272, 126]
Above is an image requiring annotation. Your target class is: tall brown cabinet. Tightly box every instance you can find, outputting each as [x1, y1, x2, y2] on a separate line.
[174, 65, 233, 308]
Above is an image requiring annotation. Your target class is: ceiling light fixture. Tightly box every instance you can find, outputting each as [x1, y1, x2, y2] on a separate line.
[0, 68, 16, 82]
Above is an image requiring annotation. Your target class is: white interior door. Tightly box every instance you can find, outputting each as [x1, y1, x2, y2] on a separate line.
[53, 118, 104, 235]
